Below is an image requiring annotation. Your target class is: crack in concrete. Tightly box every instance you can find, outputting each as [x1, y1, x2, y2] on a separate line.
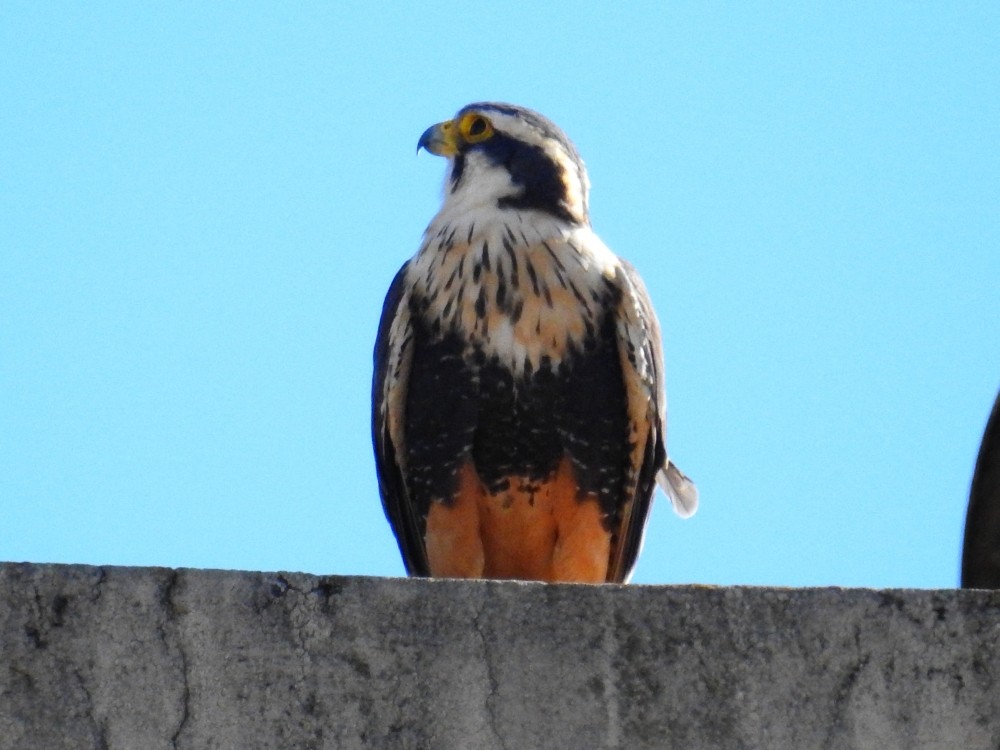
[264, 572, 340, 744]
[170, 641, 191, 750]
[24, 583, 47, 649]
[602, 603, 622, 749]
[472, 598, 509, 750]
[822, 623, 872, 750]
[22, 581, 73, 651]
[73, 668, 109, 750]
[160, 571, 191, 750]
[90, 567, 107, 604]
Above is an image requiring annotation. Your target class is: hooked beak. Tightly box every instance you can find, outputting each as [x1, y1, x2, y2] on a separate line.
[417, 119, 459, 156]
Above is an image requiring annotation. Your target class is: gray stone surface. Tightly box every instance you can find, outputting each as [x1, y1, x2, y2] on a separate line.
[2, 564, 1000, 750]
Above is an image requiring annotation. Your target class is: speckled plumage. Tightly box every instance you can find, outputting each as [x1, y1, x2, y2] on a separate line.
[373, 103, 697, 582]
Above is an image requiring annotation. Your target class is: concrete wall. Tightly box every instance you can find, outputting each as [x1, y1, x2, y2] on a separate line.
[2, 563, 999, 750]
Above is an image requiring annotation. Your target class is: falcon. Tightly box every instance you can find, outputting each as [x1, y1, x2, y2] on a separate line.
[373, 103, 697, 583]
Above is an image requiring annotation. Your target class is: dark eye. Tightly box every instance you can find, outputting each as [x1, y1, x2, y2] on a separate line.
[460, 113, 494, 143]
[468, 117, 487, 136]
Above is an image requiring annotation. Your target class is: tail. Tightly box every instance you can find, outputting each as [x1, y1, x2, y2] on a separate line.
[657, 460, 699, 519]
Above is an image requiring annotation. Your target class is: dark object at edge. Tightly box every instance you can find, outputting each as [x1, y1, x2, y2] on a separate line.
[962, 389, 1000, 588]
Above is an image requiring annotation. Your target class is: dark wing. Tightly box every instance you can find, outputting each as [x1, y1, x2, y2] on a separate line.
[962, 389, 1000, 588]
[372, 261, 429, 575]
[606, 259, 668, 582]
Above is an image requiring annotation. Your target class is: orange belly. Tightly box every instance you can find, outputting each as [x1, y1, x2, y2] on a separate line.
[424, 457, 611, 583]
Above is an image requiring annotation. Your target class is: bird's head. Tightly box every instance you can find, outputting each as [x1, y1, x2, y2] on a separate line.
[418, 103, 590, 227]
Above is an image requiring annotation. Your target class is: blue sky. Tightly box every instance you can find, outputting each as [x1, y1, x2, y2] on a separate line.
[2, 3, 997, 587]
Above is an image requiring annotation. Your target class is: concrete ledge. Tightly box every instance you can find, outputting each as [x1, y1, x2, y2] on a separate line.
[2, 563, 1000, 749]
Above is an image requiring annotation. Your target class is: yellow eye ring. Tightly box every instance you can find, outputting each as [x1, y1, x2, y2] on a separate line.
[458, 113, 494, 143]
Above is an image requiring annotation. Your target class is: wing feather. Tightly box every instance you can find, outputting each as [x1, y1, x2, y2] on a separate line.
[372, 261, 429, 575]
[607, 259, 697, 582]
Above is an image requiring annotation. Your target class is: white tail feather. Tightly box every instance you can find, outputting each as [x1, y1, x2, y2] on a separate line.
[657, 460, 698, 519]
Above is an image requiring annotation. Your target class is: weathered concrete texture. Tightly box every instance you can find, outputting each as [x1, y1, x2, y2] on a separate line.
[2, 564, 1000, 750]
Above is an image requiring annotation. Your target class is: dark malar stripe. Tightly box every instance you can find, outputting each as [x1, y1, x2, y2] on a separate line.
[450, 153, 466, 188]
